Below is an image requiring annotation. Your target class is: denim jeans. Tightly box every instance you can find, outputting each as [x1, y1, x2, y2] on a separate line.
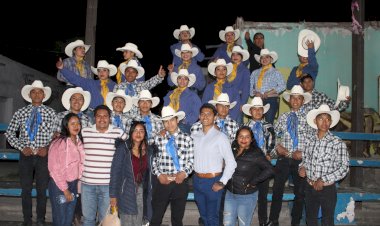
[49, 179, 78, 226]
[263, 97, 279, 124]
[223, 190, 258, 226]
[81, 183, 110, 226]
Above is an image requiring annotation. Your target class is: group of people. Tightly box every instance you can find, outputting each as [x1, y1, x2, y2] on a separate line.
[5, 24, 352, 226]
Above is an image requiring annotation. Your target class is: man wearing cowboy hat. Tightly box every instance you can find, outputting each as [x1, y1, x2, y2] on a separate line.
[57, 39, 92, 86]
[151, 106, 194, 226]
[105, 90, 133, 132]
[299, 104, 349, 226]
[5, 80, 57, 226]
[242, 96, 275, 226]
[115, 42, 145, 84]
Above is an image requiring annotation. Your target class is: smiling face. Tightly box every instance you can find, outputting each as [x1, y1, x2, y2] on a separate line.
[215, 66, 228, 80]
[177, 76, 189, 88]
[225, 32, 235, 43]
[124, 67, 139, 83]
[199, 107, 216, 128]
[70, 93, 85, 113]
[260, 55, 272, 66]
[95, 109, 110, 132]
[112, 97, 126, 114]
[97, 68, 110, 80]
[138, 99, 152, 115]
[289, 95, 304, 111]
[68, 115, 81, 138]
[237, 128, 252, 150]
[29, 88, 45, 106]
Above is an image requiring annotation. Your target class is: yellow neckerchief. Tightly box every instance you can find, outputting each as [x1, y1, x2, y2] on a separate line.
[169, 86, 187, 111]
[100, 79, 109, 105]
[296, 62, 308, 78]
[178, 60, 191, 70]
[228, 62, 240, 82]
[256, 64, 272, 89]
[227, 42, 235, 53]
[116, 58, 131, 84]
[75, 57, 85, 77]
[214, 79, 225, 100]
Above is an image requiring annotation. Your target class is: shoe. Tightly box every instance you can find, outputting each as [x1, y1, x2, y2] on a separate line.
[265, 221, 279, 226]
[36, 221, 46, 226]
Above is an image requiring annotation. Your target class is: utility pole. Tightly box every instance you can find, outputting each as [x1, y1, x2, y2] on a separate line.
[85, 0, 98, 67]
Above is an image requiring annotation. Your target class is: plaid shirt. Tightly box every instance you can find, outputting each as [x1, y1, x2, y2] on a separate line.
[250, 67, 286, 95]
[54, 110, 92, 132]
[125, 112, 164, 145]
[302, 89, 349, 114]
[301, 131, 350, 183]
[152, 129, 194, 176]
[244, 119, 276, 156]
[110, 112, 130, 132]
[190, 116, 239, 143]
[57, 57, 93, 85]
[5, 104, 56, 151]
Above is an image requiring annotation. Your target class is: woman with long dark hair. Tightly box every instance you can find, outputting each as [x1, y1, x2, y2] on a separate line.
[48, 113, 85, 226]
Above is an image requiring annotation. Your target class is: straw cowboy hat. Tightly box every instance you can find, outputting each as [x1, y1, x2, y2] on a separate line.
[219, 26, 240, 42]
[335, 78, 350, 108]
[242, 97, 270, 116]
[232, 46, 250, 61]
[170, 69, 196, 88]
[116, 42, 143, 59]
[91, 60, 118, 76]
[254, 49, 278, 64]
[298, 29, 321, 58]
[106, 90, 133, 113]
[61, 87, 91, 112]
[174, 43, 199, 58]
[64, 39, 91, 57]
[132, 90, 160, 108]
[21, 80, 51, 103]
[119, 60, 145, 79]
[306, 104, 340, 129]
[173, 25, 195, 40]
[208, 93, 237, 109]
[159, 106, 185, 121]
[207, 59, 233, 77]
[283, 85, 312, 104]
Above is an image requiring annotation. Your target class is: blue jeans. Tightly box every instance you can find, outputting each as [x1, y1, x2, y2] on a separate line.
[49, 179, 78, 226]
[263, 97, 279, 124]
[223, 190, 258, 226]
[81, 183, 110, 226]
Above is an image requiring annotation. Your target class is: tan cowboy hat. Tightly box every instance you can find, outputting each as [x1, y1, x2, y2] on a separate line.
[171, 69, 196, 88]
[283, 85, 312, 104]
[219, 26, 240, 42]
[306, 104, 340, 129]
[208, 93, 237, 109]
[254, 49, 278, 64]
[232, 46, 250, 62]
[174, 43, 199, 58]
[159, 106, 185, 121]
[298, 29, 321, 58]
[132, 90, 160, 108]
[208, 59, 233, 77]
[91, 60, 117, 77]
[116, 42, 143, 59]
[61, 87, 91, 111]
[106, 90, 133, 113]
[64, 40, 90, 57]
[242, 97, 270, 116]
[173, 25, 195, 40]
[119, 60, 145, 79]
[21, 80, 51, 103]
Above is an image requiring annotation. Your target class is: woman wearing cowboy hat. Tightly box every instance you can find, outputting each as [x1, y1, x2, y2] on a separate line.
[115, 42, 145, 83]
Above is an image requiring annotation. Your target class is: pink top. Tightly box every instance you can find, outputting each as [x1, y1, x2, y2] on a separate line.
[48, 137, 85, 191]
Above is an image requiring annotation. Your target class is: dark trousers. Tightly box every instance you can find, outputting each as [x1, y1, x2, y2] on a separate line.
[258, 177, 270, 224]
[305, 183, 337, 226]
[150, 176, 189, 226]
[269, 157, 306, 225]
[19, 154, 49, 223]
[263, 97, 279, 124]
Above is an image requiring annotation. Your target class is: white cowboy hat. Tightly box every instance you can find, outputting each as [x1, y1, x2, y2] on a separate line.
[64, 40, 91, 57]
[173, 25, 195, 40]
[242, 97, 270, 116]
[106, 90, 133, 113]
[334, 78, 350, 108]
[132, 90, 160, 108]
[219, 26, 240, 42]
[297, 29, 321, 58]
[174, 43, 199, 58]
[21, 80, 51, 103]
[232, 46, 250, 62]
[208, 93, 237, 109]
[119, 60, 145, 79]
[159, 106, 185, 121]
[306, 104, 340, 129]
[170, 69, 196, 88]
[254, 48, 278, 64]
[116, 42, 143, 59]
[61, 87, 91, 112]
[283, 85, 312, 104]
[208, 59, 233, 77]
[91, 60, 117, 77]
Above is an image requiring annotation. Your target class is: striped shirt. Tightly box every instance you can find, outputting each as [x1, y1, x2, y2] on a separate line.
[81, 125, 123, 185]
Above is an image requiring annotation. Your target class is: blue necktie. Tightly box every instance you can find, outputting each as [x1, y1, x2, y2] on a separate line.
[287, 112, 299, 149]
[143, 115, 152, 139]
[218, 120, 226, 134]
[166, 135, 181, 171]
[253, 121, 265, 149]
[126, 83, 135, 96]
[114, 115, 123, 129]
[26, 106, 42, 142]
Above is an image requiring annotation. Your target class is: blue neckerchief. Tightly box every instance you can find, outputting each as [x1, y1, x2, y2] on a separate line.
[113, 115, 123, 130]
[143, 115, 152, 139]
[77, 112, 83, 119]
[26, 106, 42, 142]
[126, 83, 135, 96]
[287, 112, 299, 149]
[253, 121, 265, 149]
[166, 135, 181, 171]
[217, 119, 226, 134]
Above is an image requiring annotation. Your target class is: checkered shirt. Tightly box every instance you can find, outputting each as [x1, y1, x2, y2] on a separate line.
[190, 116, 239, 143]
[244, 119, 276, 156]
[5, 104, 57, 151]
[302, 89, 349, 114]
[110, 112, 130, 132]
[54, 110, 92, 132]
[125, 112, 164, 145]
